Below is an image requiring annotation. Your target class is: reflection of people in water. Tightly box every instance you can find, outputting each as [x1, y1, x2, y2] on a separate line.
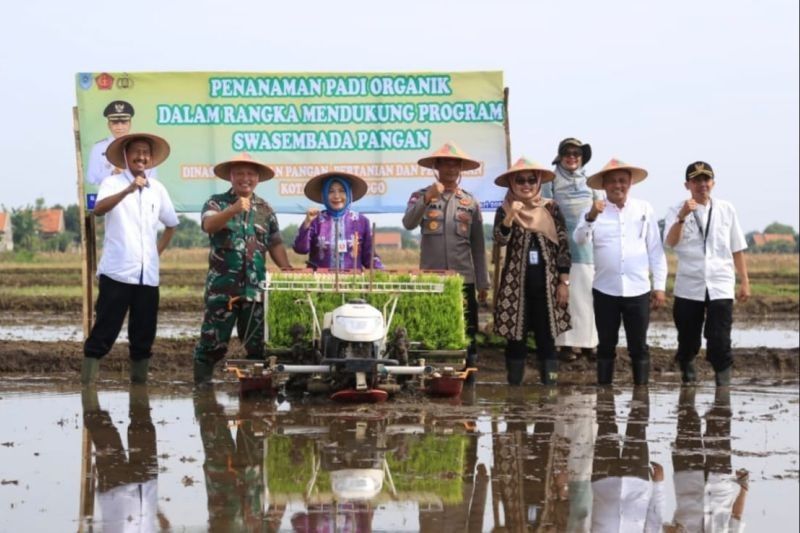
[665, 386, 749, 532]
[591, 387, 664, 532]
[81, 384, 169, 531]
[554, 390, 598, 533]
[491, 395, 572, 531]
[193, 386, 274, 531]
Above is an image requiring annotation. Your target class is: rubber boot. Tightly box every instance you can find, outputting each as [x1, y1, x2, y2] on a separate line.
[632, 358, 650, 386]
[193, 359, 216, 385]
[597, 359, 615, 386]
[80, 357, 100, 386]
[81, 385, 100, 412]
[130, 358, 150, 384]
[679, 359, 696, 384]
[129, 383, 151, 419]
[464, 346, 478, 386]
[540, 359, 558, 386]
[714, 366, 732, 387]
[506, 357, 526, 386]
[678, 382, 697, 409]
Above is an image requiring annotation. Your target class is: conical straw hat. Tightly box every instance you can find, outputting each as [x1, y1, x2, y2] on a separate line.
[213, 152, 275, 182]
[417, 141, 480, 171]
[494, 157, 556, 187]
[586, 158, 648, 190]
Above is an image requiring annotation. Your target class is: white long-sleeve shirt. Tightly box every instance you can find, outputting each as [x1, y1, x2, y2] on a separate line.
[573, 197, 667, 297]
[591, 476, 664, 532]
[96, 171, 178, 287]
[664, 198, 747, 302]
[671, 470, 745, 533]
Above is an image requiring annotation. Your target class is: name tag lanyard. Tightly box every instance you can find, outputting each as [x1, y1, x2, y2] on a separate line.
[692, 200, 713, 255]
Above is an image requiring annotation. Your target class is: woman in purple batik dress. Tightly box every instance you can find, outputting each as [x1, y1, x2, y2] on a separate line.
[293, 172, 384, 271]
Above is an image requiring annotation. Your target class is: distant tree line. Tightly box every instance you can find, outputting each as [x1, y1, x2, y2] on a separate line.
[1, 201, 424, 252]
[4, 201, 796, 254]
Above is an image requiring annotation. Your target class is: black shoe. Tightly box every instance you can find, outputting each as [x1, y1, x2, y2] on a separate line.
[559, 347, 578, 363]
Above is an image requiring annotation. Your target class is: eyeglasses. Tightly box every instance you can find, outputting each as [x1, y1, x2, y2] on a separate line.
[562, 149, 582, 158]
[514, 176, 540, 185]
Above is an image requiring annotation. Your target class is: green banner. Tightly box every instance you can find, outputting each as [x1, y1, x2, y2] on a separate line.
[76, 71, 507, 213]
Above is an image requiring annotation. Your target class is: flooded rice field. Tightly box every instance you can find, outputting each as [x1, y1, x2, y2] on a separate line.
[0, 380, 797, 532]
[1, 311, 798, 350]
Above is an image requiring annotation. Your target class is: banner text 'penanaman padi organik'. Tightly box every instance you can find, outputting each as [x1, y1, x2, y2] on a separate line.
[76, 71, 507, 213]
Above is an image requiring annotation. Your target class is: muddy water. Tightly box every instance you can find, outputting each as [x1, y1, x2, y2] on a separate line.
[0, 381, 797, 532]
[1, 311, 799, 349]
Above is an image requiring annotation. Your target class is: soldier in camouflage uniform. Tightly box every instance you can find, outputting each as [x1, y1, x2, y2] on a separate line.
[193, 153, 292, 384]
[402, 142, 490, 383]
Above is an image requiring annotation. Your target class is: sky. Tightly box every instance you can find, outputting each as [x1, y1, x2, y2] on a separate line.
[1, 0, 798, 233]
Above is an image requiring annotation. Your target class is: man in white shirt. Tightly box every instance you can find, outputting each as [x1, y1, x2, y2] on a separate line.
[667, 386, 749, 532]
[591, 386, 664, 532]
[664, 161, 750, 386]
[81, 133, 179, 385]
[574, 159, 667, 385]
[82, 384, 167, 530]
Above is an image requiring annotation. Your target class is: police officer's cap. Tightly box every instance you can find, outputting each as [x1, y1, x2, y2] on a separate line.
[103, 100, 134, 120]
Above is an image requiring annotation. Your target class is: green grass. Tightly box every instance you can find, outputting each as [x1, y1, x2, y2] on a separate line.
[386, 434, 467, 503]
[266, 271, 467, 349]
[748, 283, 799, 297]
[0, 285, 201, 298]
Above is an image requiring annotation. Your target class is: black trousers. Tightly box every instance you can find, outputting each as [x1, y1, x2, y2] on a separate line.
[83, 389, 157, 492]
[593, 289, 650, 362]
[463, 283, 479, 363]
[84, 275, 160, 360]
[505, 268, 556, 362]
[673, 388, 732, 476]
[673, 295, 734, 372]
[592, 387, 651, 482]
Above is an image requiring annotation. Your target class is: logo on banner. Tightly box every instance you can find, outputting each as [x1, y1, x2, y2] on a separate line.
[95, 73, 114, 90]
[78, 73, 93, 90]
[116, 73, 134, 89]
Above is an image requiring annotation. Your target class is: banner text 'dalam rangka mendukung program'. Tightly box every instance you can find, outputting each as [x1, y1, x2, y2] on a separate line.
[76, 71, 507, 214]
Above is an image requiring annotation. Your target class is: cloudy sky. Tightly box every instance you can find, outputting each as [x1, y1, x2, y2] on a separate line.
[1, 0, 797, 232]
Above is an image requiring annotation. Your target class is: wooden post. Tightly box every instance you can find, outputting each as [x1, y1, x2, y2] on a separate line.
[74, 106, 97, 528]
[490, 87, 512, 299]
[73, 107, 96, 338]
[78, 427, 95, 529]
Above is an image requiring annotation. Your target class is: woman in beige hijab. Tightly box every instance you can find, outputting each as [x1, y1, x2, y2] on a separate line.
[493, 158, 572, 385]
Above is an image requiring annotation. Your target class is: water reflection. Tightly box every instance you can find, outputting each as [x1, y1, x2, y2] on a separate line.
[193, 387, 279, 531]
[189, 389, 487, 532]
[80, 384, 168, 530]
[666, 387, 749, 532]
[592, 386, 663, 532]
[55, 384, 771, 531]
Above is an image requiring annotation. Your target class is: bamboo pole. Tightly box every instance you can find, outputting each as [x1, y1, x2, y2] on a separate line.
[78, 427, 95, 530]
[490, 88, 512, 299]
[369, 222, 376, 293]
[74, 106, 96, 529]
[73, 107, 95, 337]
